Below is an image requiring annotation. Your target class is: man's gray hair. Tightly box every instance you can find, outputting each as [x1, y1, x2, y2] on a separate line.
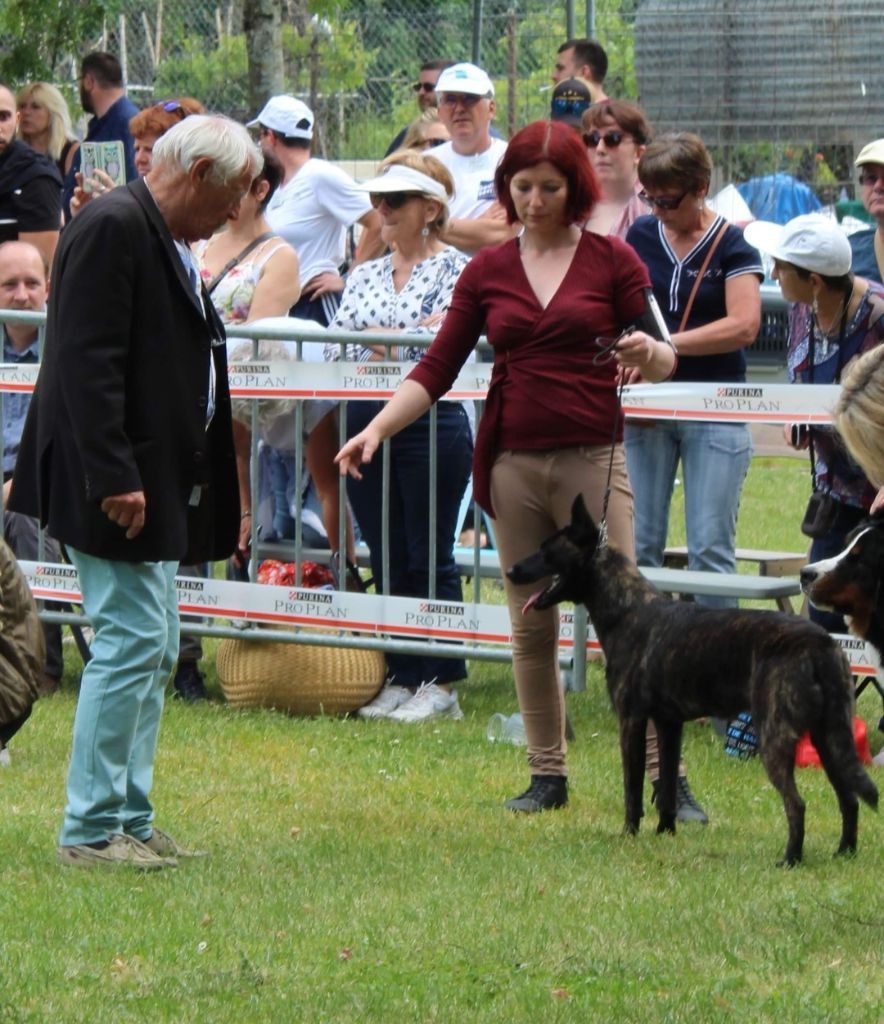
[152, 114, 263, 184]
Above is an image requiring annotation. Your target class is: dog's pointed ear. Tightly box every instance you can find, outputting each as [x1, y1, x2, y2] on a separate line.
[571, 493, 599, 542]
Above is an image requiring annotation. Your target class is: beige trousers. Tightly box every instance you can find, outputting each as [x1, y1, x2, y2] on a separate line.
[489, 446, 681, 781]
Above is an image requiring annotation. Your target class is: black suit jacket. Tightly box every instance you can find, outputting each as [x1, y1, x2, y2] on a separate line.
[10, 178, 239, 563]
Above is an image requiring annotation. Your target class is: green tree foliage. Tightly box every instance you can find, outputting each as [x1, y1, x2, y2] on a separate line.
[154, 16, 373, 127]
[0, 0, 122, 83]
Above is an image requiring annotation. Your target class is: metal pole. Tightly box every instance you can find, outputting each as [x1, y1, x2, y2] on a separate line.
[585, 0, 596, 39]
[472, 0, 483, 65]
[566, 0, 576, 41]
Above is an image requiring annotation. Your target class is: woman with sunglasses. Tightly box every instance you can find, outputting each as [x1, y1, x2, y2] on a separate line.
[336, 122, 676, 809]
[326, 150, 474, 724]
[624, 134, 763, 603]
[581, 100, 650, 238]
[398, 110, 450, 152]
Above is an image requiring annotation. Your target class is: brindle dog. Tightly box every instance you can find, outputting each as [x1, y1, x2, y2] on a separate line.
[508, 495, 878, 866]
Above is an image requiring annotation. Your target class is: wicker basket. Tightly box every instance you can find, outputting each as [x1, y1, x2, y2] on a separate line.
[216, 636, 385, 716]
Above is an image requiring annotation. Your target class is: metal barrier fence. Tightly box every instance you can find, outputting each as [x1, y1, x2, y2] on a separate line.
[0, 310, 594, 685]
[0, 291, 813, 696]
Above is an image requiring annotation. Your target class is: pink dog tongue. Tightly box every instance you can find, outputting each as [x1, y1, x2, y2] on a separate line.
[522, 589, 544, 614]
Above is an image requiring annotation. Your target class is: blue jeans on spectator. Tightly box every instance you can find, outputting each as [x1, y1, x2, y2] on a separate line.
[807, 499, 866, 633]
[345, 400, 473, 687]
[624, 420, 753, 608]
[265, 446, 330, 549]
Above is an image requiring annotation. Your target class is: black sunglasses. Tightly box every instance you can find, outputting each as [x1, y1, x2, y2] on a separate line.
[583, 130, 627, 149]
[412, 81, 436, 94]
[639, 189, 689, 211]
[422, 138, 447, 148]
[859, 170, 884, 187]
[439, 93, 483, 107]
[370, 191, 420, 210]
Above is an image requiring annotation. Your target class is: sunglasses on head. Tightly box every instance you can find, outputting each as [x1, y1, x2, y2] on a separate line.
[156, 100, 186, 119]
[439, 92, 483, 107]
[370, 191, 420, 210]
[583, 129, 626, 148]
[639, 189, 689, 211]
[551, 97, 589, 117]
[412, 81, 436, 94]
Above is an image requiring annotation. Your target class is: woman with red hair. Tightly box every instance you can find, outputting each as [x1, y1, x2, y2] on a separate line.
[336, 120, 675, 812]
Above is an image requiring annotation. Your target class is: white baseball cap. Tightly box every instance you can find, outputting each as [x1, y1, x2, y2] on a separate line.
[247, 96, 314, 140]
[435, 62, 494, 98]
[856, 138, 884, 167]
[743, 213, 852, 277]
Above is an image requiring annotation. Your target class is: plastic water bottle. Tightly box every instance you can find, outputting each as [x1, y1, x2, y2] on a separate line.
[486, 712, 527, 746]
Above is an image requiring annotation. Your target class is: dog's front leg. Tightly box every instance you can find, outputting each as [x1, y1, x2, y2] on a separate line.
[654, 719, 683, 835]
[620, 716, 647, 835]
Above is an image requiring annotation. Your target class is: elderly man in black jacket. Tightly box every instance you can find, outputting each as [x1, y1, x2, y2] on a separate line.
[10, 114, 259, 870]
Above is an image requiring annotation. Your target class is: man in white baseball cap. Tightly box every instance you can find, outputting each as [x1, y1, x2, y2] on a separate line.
[849, 138, 884, 285]
[431, 62, 516, 252]
[250, 94, 383, 325]
[247, 95, 315, 141]
[745, 211, 884, 603]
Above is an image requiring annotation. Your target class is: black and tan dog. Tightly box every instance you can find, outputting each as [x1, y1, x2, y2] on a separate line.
[801, 517, 884, 670]
[507, 495, 878, 866]
[801, 516, 884, 712]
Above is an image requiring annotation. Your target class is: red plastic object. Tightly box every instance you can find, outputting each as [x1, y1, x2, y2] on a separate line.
[795, 717, 872, 767]
[256, 559, 335, 589]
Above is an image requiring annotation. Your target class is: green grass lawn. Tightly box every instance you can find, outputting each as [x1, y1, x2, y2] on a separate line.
[2, 457, 882, 1023]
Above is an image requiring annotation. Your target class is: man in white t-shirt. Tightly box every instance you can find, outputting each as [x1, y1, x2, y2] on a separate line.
[432, 63, 516, 253]
[249, 96, 384, 324]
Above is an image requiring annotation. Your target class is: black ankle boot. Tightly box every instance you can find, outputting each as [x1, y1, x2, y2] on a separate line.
[505, 774, 568, 813]
[651, 776, 709, 824]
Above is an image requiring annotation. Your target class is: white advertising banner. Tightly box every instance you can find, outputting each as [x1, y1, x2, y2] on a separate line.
[21, 561, 878, 673]
[621, 382, 840, 424]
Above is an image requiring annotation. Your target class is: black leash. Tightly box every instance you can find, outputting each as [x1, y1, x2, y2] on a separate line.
[596, 327, 634, 551]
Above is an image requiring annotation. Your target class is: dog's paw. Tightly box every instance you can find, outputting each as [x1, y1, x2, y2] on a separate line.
[656, 819, 676, 835]
[776, 853, 802, 868]
[622, 821, 640, 837]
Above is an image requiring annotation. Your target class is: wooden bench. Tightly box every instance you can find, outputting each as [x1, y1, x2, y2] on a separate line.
[663, 545, 807, 578]
[641, 566, 801, 613]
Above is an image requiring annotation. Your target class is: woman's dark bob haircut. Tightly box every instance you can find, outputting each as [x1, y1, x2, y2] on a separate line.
[494, 120, 601, 225]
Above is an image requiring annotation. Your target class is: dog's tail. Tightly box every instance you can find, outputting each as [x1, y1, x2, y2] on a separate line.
[815, 654, 879, 811]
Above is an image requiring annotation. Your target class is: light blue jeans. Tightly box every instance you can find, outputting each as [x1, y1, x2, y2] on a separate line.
[60, 550, 179, 846]
[624, 420, 753, 608]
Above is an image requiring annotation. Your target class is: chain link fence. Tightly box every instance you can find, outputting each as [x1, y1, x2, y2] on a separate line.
[10, 1, 884, 205]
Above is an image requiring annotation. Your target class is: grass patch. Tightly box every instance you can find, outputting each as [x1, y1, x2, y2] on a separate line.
[2, 457, 882, 1023]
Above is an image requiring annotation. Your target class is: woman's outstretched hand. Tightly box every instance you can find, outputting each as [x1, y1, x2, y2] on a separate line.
[335, 428, 383, 480]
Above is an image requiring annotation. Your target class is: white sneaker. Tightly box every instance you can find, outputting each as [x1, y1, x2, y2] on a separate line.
[388, 681, 464, 723]
[358, 684, 414, 719]
[0, 745, 10, 767]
